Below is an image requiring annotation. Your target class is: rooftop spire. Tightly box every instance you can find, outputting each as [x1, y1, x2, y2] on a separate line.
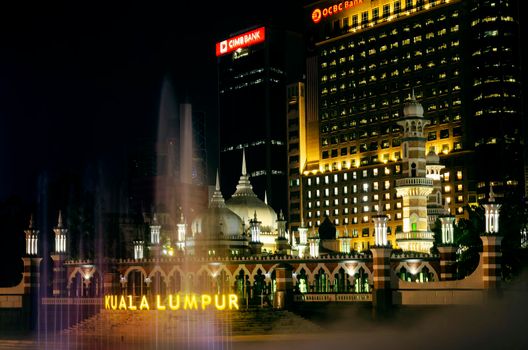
[411, 87, 416, 101]
[210, 168, 226, 208]
[489, 183, 496, 203]
[242, 148, 247, 176]
[264, 190, 268, 205]
[231, 150, 257, 198]
[29, 214, 34, 229]
[57, 210, 63, 228]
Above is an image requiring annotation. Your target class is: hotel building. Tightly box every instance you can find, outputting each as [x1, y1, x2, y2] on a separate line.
[287, 0, 523, 250]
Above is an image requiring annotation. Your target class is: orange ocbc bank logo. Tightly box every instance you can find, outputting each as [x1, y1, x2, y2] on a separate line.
[311, 0, 364, 24]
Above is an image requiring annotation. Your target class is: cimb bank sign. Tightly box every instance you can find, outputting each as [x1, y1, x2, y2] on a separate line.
[216, 27, 265, 57]
[104, 294, 239, 311]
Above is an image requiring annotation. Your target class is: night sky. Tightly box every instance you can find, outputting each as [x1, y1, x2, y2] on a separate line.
[0, 1, 303, 284]
[0, 1, 304, 202]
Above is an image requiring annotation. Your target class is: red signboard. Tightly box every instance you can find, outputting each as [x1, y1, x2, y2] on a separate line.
[216, 27, 266, 57]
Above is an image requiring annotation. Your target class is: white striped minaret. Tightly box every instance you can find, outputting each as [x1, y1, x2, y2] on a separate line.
[51, 211, 68, 296]
[22, 215, 42, 319]
[176, 212, 186, 252]
[297, 220, 308, 258]
[308, 228, 320, 258]
[481, 186, 502, 290]
[275, 210, 290, 254]
[249, 212, 263, 254]
[395, 91, 434, 253]
[437, 214, 457, 280]
[371, 208, 392, 312]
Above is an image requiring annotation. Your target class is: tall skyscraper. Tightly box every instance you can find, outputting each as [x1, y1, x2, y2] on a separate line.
[217, 26, 303, 214]
[287, 0, 523, 250]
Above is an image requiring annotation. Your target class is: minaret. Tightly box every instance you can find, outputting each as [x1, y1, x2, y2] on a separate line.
[297, 220, 308, 258]
[481, 185, 503, 291]
[426, 150, 447, 229]
[24, 215, 39, 256]
[133, 238, 144, 259]
[483, 186, 501, 234]
[249, 211, 263, 255]
[395, 92, 434, 253]
[176, 212, 187, 252]
[51, 211, 68, 296]
[22, 215, 42, 321]
[149, 212, 161, 256]
[308, 227, 320, 258]
[372, 207, 389, 247]
[275, 210, 290, 254]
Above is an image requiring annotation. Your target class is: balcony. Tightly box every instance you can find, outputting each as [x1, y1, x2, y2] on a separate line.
[396, 231, 434, 241]
[396, 177, 433, 187]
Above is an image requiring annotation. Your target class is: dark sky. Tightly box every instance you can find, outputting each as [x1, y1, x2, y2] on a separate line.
[0, 1, 304, 202]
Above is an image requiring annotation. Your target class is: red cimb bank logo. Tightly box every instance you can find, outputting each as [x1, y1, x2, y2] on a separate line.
[215, 27, 266, 57]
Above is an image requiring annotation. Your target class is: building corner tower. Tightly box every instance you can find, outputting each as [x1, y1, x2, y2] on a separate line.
[395, 93, 434, 253]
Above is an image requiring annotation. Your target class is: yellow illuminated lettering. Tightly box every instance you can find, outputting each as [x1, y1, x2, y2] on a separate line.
[169, 294, 180, 310]
[127, 295, 137, 310]
[201, 294, 212, 310]
[214, 294, 226, 310]
[156, 295, 166, 311]
[110, 295, 118, 310]
[139, 295, 150, 310]
[229, 294, 239, 310]
[105, 295, 111, 310]
[184, 294, 198, 310]
[118, 295, 127, 310]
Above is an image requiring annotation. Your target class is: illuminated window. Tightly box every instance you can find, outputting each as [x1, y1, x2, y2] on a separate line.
[363, 183, 369, 192]
[372, 8, 379, 21]
[444, 185, 451, 193]
[384, 193, 390, 200]
[457, 171, 463, 180]
[361, 11, 368, 24]
[396, 213, 402, 219]
[383, 4, 390, 18]
[373, 182, 379, 190]
[363, 206, 369, 213]
[362, 195, 368, 202]
[394, 1, 401, 13]
[385, 203, 391, 211]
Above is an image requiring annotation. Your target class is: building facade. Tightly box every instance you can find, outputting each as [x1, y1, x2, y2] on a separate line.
[287, 0, 523, 250]
[217, 26, 304, 214]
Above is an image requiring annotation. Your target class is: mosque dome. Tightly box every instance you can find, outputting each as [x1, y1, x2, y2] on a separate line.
[426, 150, 440, 165]
[225, 149, 278, 232]
[403, 90, 424, 118]
[191, 172, 243, 238]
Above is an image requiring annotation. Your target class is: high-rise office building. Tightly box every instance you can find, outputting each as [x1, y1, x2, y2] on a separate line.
[287, 0, 523, 250]
[217, 26, 303, 214]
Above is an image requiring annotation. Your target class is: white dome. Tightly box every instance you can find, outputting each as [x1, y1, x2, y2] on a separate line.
[191, 171, 243, 238]
[226, 196, 278, 232]
[191, 207, 243, 238]
[403, 90, 424, 117]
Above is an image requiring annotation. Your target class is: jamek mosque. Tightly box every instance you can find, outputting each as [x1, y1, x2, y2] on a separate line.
[0, 97, 505, 331]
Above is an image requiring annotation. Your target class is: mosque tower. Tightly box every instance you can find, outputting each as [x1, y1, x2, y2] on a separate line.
[395, 92, 434, 253]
